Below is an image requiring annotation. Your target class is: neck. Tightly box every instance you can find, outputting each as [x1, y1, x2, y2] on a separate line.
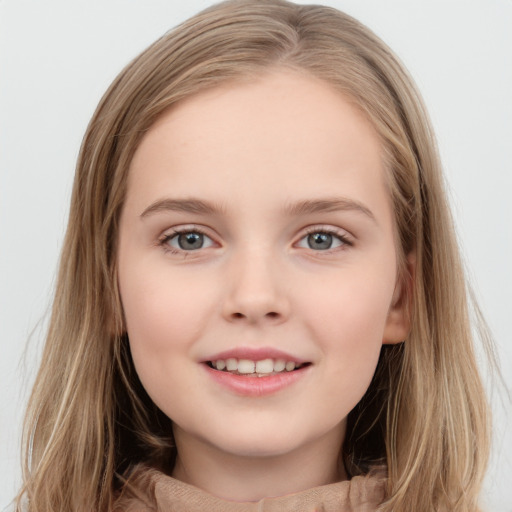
[171, 423, 347, 502]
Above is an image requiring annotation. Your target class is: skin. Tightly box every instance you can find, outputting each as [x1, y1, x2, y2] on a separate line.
[118, 70, 410, 501]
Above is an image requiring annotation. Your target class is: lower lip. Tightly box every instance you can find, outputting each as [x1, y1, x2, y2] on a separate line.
[203, 364, 310, 397]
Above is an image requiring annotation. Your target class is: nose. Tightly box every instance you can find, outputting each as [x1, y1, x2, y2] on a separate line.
[221, 248, 290, 325]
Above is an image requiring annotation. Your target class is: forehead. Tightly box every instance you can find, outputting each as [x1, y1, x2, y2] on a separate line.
[127, 70, 391, 224]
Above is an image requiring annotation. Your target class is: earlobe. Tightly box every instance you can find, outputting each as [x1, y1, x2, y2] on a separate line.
[383, 251, 416, 345]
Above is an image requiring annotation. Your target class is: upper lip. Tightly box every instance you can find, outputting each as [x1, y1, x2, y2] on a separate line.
[202, 347, 309, 364]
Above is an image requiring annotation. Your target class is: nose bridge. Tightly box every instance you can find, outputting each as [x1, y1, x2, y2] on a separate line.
[222, 241, 289, 324]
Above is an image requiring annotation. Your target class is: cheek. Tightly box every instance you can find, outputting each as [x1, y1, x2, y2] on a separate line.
[305, 266, 394, 344]
[121, 263, 213, 341]
[301, 266, 395, 396]
[118, 268, 216, 420]
[119, 266, 215, 384]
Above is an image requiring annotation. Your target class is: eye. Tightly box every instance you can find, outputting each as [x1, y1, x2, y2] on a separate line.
[161, 228, 215, 252]
[296, 229, 351, 251]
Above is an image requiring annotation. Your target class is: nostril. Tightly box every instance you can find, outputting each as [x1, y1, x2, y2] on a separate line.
[231, 311, 279, 320]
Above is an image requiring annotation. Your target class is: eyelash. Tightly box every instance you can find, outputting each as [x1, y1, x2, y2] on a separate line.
[158, 226, 213, 256]
[158, 225, 353, 256]
[301, 226, 353, 254]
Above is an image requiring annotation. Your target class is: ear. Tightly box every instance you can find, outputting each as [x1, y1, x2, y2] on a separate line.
[383, 251, 416, 345]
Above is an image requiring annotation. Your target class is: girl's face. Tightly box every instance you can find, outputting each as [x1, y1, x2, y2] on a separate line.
[118, 71, 409, 463]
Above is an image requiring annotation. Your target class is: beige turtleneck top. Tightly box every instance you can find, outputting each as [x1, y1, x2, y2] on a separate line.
[115, 465, 386, 512]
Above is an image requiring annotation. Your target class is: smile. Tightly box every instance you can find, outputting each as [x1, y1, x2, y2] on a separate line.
[206, 358, 310, 377]
[202, 348, 312, 396]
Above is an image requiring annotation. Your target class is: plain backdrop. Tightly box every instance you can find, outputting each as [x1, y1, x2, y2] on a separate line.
[1, 0, 511, 510]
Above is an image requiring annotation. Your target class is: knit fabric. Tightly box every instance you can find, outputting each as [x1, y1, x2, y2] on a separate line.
[115, 465, 386, 512]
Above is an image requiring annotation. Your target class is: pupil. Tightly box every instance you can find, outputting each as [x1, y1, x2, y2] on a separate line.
[308, 232, 332, 250]
[178, 232, 203, 250]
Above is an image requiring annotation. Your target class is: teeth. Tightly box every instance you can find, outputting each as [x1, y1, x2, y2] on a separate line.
[255, 359, 273, 374]
[273, 359, 286, 372]
[238, 359, 255, 374]
[226, 358, 237, 371]
[210, 358, 302, 375]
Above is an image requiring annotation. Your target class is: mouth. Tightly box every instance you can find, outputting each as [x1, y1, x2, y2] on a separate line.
[205, 358, 312, 377]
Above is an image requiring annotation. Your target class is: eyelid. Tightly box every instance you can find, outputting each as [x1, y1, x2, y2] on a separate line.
[156, 223, 353, 256]
[158, 224, 218, 254]
[294, 225, 354, 253]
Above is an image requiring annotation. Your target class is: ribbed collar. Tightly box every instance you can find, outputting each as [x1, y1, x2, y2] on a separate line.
[115, 465, 386, 512]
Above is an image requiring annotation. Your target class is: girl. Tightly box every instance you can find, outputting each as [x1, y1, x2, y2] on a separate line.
[14, 0, 495, 510]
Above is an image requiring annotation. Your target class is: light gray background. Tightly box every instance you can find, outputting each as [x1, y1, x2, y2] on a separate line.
[1, 0, 511, 510]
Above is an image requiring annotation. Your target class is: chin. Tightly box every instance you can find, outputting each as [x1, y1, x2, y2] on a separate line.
[202, 421, 314, 459]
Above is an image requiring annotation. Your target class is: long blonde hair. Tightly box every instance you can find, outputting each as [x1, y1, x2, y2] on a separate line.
[16, 1, 491, 510]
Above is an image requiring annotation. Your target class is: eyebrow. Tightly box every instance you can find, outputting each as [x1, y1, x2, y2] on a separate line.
[140, 198, 226, 218]
[140, 196, 375, 222]
[282, 197, 376, 222]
